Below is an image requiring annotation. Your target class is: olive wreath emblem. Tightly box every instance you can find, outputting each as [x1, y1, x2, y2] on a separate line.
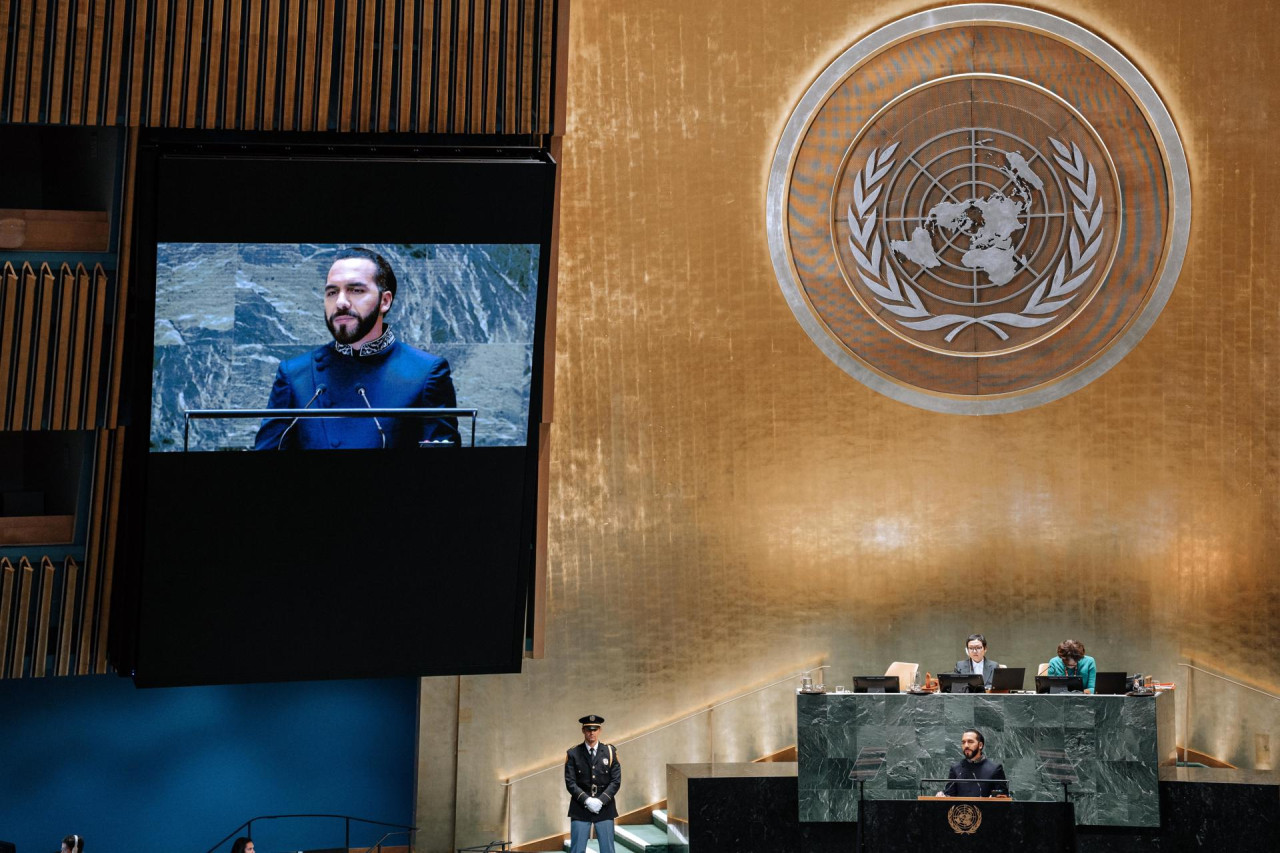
[845, 138, 1105, 343]
[947, 803, 983, 834]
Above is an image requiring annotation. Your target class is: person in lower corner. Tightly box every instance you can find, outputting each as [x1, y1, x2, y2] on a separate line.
[565, 713, 622, 853]
[942, 728, 1010, 798]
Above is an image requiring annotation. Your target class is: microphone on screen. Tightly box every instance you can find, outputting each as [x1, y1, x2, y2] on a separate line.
[356, 385, 386, 449]
[277, 384, 327, 450]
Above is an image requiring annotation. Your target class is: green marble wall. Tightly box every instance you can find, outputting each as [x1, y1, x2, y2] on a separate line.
[797, 692, 1172, 827]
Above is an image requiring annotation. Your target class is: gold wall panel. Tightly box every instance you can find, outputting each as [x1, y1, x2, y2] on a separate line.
[420, 0, 1278, 846]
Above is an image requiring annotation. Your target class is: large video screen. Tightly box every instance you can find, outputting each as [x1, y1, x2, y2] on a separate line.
[151, 242, 539, 452]
[113, 134, 554, 686]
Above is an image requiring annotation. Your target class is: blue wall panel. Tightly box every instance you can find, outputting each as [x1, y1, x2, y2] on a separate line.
[0, 675, 417, 853]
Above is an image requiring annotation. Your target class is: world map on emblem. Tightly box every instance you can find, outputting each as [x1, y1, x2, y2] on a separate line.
[767, 5, 1189, 413]
[889, 145, 1044, 288]
[832, 78, 1118, 356]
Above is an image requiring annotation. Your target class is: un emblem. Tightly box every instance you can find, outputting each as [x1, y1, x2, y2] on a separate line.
[768, 5, 1189, 413]
[947, 804, 983, 835]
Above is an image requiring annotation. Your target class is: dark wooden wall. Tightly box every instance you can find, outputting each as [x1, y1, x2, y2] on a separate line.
[0, 0, 561, 133]
[0, 0, 566, 679]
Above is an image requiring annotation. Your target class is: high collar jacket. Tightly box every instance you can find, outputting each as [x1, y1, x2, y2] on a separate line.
[253, 340, 458, 450]
[944, 755, 1009, 798]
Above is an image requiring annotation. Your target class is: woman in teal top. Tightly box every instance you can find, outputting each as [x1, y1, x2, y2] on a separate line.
[1047, 639, 1096, 693]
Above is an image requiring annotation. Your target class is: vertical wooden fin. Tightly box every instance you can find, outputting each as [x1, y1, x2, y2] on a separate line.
[31, 556, 56, 676]
[50, 263, 77, 429]
[10, 557, 35, 677]
[27, 263, 57, 428]
[84, 264, 109, 427]
[77, 429, 110, 673]
[0, 558, 15, 675]
[9, 264, 38, 429]
[0, 263, 18, 424]
[56, 556, 80, 676]
[67, 263, 91, 428]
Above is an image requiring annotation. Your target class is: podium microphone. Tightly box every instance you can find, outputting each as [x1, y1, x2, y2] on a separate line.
[277, 384, 326, 450]
[356, 385, 386, 449]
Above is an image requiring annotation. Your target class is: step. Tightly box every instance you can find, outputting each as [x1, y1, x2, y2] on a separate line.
[651, 809, 668, 831]
[615, 823, 670, 851]
[560, 822, 670, 853]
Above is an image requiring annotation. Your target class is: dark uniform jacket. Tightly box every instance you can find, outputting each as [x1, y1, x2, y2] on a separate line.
[952, 657, 1001, 689]
[564, 742, 622, 822]
[944, 756, 1009, 797]
[253, 338, 458, 450]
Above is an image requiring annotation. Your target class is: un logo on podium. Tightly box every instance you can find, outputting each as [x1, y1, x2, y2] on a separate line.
[947, 804, 983, 835]
[768, 5, 1188, 413]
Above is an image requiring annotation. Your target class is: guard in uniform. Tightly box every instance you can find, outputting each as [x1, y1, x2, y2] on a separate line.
[564, 714, 622, 853]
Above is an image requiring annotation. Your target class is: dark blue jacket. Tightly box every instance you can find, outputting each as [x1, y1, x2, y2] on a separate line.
[944, 756, 1009, 798]
[253, 340, 458, 450]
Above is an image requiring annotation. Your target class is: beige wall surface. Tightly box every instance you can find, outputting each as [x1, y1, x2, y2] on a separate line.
[419, 1, 1280, 848]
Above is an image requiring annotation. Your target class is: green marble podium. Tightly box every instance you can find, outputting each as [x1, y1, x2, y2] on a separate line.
[797, 691, 1174, 827]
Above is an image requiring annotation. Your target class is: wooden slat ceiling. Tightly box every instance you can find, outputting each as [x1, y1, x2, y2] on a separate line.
[0, 0, 560, 134]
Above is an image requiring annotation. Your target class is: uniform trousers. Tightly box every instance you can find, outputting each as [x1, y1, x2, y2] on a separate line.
[569, 818, 614, 853]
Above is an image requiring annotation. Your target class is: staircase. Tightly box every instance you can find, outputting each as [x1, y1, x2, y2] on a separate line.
[561, 810, 670, 853]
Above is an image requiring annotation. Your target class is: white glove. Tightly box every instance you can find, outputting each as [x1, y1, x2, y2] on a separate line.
[585, 797, 603, 814]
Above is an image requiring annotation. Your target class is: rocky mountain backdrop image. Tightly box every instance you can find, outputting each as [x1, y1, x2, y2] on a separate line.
[151, 243, 539, 450]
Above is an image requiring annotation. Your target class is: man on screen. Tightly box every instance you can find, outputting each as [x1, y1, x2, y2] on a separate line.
[253, 248, 459, 450]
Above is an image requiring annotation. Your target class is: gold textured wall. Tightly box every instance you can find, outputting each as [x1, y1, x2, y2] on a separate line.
[423, 1, 1280, 847]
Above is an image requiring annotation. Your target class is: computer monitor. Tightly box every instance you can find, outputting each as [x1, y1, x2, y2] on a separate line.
[853, 675, 900, 693]
[1035, 675, 1085, 694]
[1093, 671, 1129, 695]
[937, 673, 984, 693]
[990, 667, 1025, 692]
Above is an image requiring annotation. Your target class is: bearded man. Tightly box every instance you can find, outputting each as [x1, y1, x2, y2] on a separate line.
[253, 247, 458, 450]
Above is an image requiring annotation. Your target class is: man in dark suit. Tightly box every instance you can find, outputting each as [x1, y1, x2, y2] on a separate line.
[564, 714, 622, 853]
[253, 248, 458, 450]
[943, 729, 1009, 797]
[953, 632, 1002, 690]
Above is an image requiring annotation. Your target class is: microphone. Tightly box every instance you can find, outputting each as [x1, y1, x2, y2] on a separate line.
[356, 385, 386, 449]
[278, 384, 326, 450]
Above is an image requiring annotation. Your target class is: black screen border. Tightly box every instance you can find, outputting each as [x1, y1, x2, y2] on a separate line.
[112, 129, 556, 686]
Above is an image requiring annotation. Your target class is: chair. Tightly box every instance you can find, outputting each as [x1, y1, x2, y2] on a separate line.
[1037, 662, 1050, 676]
[885, 661, 919, 690]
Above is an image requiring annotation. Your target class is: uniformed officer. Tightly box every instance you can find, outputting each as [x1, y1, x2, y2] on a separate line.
[564, 714, 622, 853]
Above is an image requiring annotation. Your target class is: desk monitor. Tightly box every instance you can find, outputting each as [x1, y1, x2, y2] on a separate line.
[853, 675, 900, 693]
[990, 667, 1025, 692]
[1093, 671, 1129, 695]
[1035, 676, 1085, 694]
[937, 673, 984, 693]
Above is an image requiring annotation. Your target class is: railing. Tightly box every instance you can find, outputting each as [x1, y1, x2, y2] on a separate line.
[499, 661, 828, 846]
[201, 814, 417, 853]
[183, 407, 480, 450]
[1178, 663, 1280, 771]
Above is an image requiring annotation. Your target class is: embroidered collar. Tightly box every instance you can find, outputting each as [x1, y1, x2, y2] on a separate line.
[334, 326, 396, 357]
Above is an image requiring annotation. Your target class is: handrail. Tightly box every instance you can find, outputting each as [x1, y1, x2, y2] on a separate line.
[502, 663, 829, 787]
[359, 829, 417, 853]
[1178, 663, 1280, 702]
[183, 406, 479, 450]
[201, 813, 417, 853]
